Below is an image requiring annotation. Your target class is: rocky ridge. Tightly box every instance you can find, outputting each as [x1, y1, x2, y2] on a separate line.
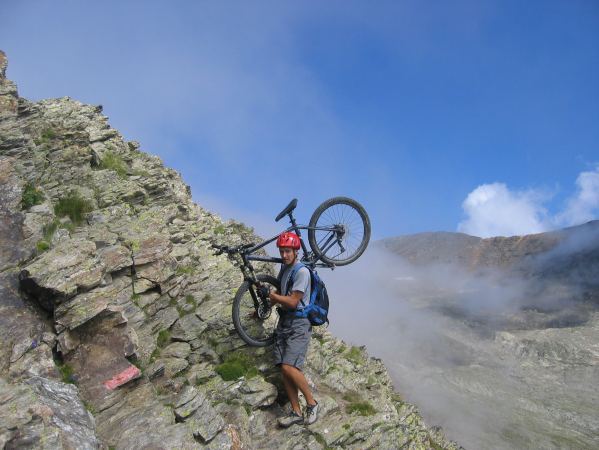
[0, 51, 457, 449]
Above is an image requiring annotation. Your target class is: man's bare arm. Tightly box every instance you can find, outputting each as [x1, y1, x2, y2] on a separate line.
[269, 290, 303, 309]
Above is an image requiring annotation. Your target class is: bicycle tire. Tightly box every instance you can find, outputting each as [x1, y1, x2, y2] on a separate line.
[308, 197, 371, 266]
[232, 274, 280, 347]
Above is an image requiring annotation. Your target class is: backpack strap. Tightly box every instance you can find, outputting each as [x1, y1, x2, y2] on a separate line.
[284, 263, 309, 309]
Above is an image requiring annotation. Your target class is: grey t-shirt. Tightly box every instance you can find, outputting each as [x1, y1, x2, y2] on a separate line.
[279, 263, 311, 311]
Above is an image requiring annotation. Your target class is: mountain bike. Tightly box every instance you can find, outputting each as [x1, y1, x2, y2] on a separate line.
[213, 197, 370, 347]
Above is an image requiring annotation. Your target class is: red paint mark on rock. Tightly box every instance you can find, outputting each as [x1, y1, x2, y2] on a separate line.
[103, 365, 141, 390]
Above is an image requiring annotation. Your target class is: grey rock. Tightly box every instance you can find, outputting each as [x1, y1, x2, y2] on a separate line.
[161, 357, 189, 377]
[171, 313, 208, 342]
[0, 376, 100, 450]
[174, 387, 205, 420]
[162, 341, 191, 359]
[186, 398, 225, 443]
[239, 376, 278, 409]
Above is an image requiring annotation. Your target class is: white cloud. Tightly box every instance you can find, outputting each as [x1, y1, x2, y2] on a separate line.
[459, 166, 599, 238]
[555, 165, 599, 227]
[458, 183, 549, 237]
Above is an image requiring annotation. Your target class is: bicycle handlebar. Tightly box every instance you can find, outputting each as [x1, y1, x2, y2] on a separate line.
[212, 243, 255, 255]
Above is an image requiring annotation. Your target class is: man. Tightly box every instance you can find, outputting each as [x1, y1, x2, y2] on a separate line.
[261, 231, 319, 427]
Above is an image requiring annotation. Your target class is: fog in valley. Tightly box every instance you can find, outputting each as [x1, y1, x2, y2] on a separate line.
[322, 237, 599, 449]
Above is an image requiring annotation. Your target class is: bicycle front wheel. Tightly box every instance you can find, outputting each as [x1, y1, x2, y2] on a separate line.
[232, 274, 280, 347]
[308, 197, 371, 266]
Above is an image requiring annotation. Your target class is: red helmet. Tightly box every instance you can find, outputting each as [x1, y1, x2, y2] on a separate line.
[276, 232, 301, 250]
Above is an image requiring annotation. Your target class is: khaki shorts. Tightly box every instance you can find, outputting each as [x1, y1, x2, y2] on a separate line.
[273, 314, 311, 369]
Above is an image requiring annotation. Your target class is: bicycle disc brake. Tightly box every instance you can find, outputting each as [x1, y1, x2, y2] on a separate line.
[257, 302, 271, 319]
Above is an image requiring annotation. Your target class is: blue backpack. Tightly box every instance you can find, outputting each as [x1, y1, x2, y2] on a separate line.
[281, 263, 329, 326]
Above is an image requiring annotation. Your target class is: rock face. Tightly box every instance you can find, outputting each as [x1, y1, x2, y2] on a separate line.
[0, 50, 458, 449]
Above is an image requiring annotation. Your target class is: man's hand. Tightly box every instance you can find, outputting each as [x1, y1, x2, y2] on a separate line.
[257, 285, 271, 299]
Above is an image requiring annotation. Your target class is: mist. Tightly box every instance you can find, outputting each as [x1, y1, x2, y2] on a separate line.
[322, 236, 599, 449]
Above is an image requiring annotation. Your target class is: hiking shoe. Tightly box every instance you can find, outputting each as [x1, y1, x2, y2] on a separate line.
[277, 411, 303, 428]
[304, 401, 319, 425]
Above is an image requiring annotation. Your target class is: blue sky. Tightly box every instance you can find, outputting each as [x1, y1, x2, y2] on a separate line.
[2, 0, 598, 239]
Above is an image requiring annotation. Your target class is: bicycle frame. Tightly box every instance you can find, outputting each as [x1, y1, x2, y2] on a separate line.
[217, 208, 341, 296]
[245, 223, 339, 268]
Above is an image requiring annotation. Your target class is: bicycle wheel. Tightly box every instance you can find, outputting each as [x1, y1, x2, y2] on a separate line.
[232, 274, 280, 347]
[308, 197, 371, 266]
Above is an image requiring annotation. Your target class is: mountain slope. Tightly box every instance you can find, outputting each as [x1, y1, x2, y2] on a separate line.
[0, 50, 458, 450]
[371, 223, 599, 448]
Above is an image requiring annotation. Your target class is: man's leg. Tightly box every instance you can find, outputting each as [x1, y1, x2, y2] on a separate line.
[281, 363, 316, 406]
[280, 366, 301, 414]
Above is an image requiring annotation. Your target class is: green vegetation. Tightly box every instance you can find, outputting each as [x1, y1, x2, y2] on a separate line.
[213, 224, 226, 235]
[336, 343, 347, 354]
[83, 400, 97, 414]
[343, 392, 376, 416]
[36, 240, 50, 253]
[21, 183, 45, 209]
[185, 294, 197, 307]
[56, 361, 76, 384]
[128, 356, 144, 374]
[342, 423, 351, 430]
[40, 127, 57, 141]
[176, 305, 189, 317]
[149, 348, 161, 363]
[54, 192, 93, 224]
[35, 219, 63, 252]
[156, 329, 171, 348]
[98, 151, 128, 178]
[175, 265, 195, 276]
[215, 352, 259, 381]
[312, 433, 334, 450]
[345, 346, 364, 365]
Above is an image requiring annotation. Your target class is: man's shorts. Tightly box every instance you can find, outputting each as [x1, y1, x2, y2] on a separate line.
[273, 315, 311, 370]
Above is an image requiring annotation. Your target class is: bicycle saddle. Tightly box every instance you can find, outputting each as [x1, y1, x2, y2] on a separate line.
[275, 198, 298, 222]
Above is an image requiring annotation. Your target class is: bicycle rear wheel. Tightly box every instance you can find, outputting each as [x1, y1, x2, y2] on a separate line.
[308, 197, 371, 266]
[232, 274, 279, 347]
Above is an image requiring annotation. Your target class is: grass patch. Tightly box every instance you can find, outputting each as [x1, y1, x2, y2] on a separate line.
[176, 305, 190, 317]
[98, 151, 128, 178]
[215, 352, 259, 381]
[343, 392, 376, 416]
[336, 343, 347, 354]
[156, 329, 171, 348]
[40, 127, 57, 141]
[54, 192, 93, 224]
[149, 348, 161, 363]
[36, 240, 50, 253]
[56, 362, 76, 384]
[21, 183, 45, 209]
[185, 294, 197, 307]
[175, 265, 195, 276]
[343, 423, 351, 430]
[37, 219, 76, 252]
[345, 346, 364, 365]
[213, 224, 226, 235]
[83, 400, 96, 414]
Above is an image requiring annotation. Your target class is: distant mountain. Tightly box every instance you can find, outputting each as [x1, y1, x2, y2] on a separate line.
[379, 220, 599, 273]
[372, 221, 599, 449]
